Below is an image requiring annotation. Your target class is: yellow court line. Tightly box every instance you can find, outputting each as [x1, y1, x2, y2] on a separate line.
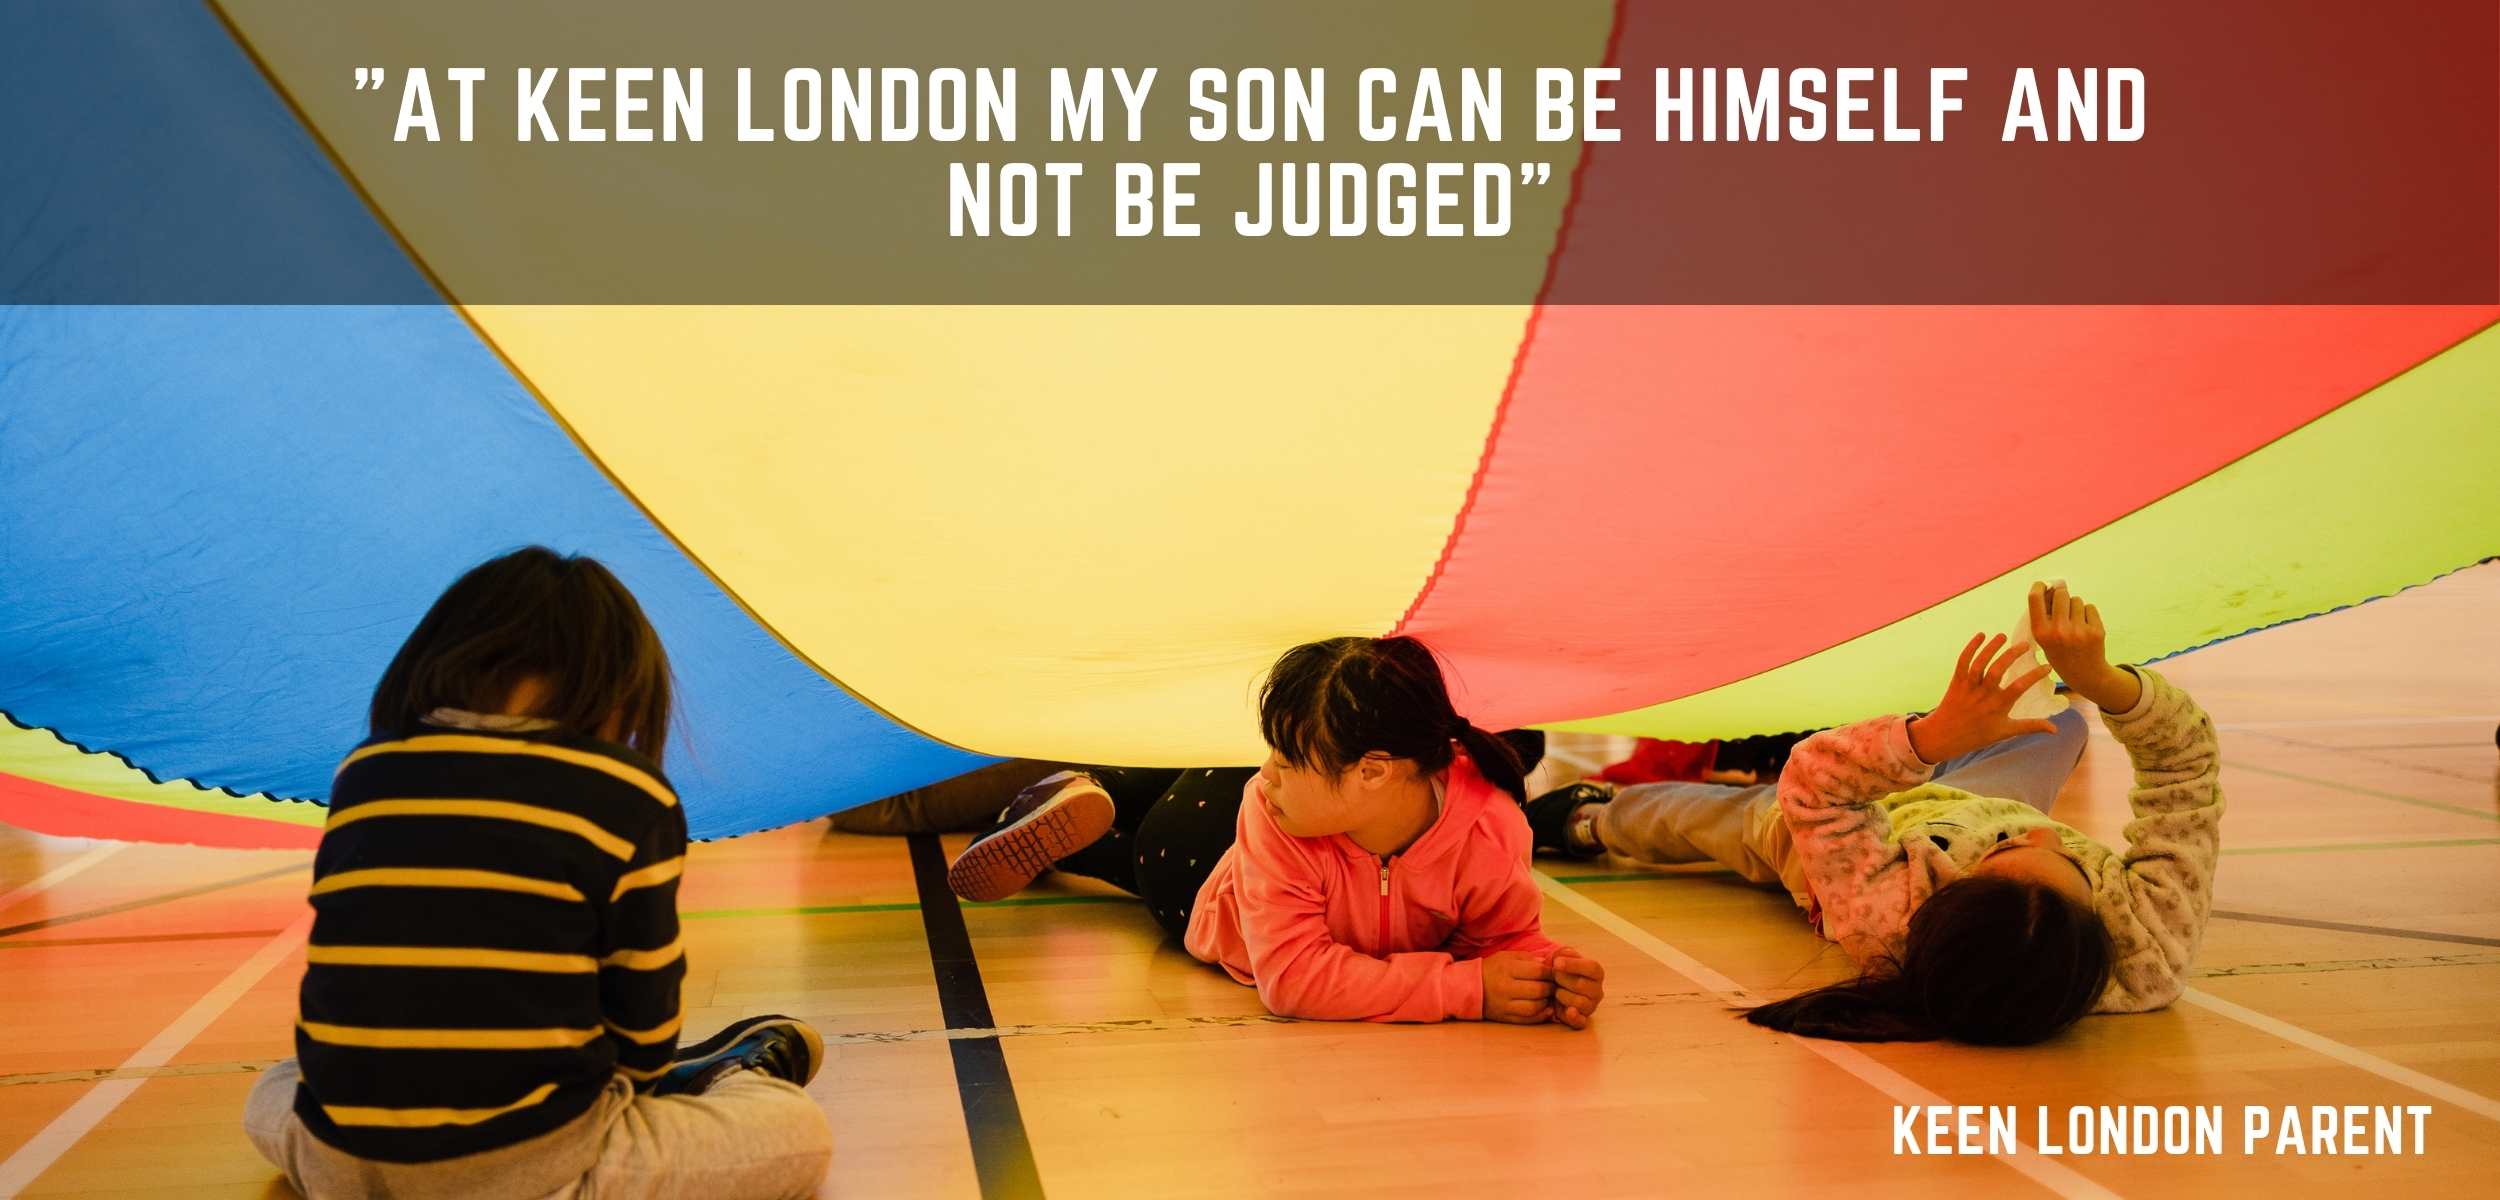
[324, 800, 635, 861]
[306, 945, 599, 973]
[322, 1082, 562, 1129]
[311, 868, 585, 903]
[338, 735, 674, 807]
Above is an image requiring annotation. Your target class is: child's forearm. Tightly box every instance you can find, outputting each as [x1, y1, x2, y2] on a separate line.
[2066, 662, 2143, 714]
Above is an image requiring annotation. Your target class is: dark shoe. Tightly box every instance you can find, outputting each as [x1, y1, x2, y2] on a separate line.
[1713, 730, 1814, 781]
[946, 771, 1115, 902]
[1523, 781, 1614, 860]
[652, 1015, 824, 1095]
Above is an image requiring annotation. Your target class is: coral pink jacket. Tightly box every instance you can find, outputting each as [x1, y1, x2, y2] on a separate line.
[1183, 749, 1557, 1022]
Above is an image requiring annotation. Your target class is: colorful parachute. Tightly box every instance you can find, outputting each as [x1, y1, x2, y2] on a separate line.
[4, 3, 2496, 847]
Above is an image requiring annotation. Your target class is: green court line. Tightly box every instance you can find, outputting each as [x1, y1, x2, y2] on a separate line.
[2228, 762, 2498, 822]
[1547, 834, 2500, 888]
[1544, 871, 1722, 885]
[2226, 836, 2500, 856]
[681, 893, 1133, 921]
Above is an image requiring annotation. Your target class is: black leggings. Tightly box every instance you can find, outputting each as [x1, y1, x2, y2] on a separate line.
[976, 730, 1543, 940]
[1044, 767, 1252, 940]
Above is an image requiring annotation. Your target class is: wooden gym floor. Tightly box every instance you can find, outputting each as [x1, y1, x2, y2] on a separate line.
[2, 565, 2496, 1198]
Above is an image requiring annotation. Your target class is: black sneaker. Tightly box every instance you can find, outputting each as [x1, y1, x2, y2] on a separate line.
[651, 1015, 824, 1095]
[1524, 781, 1613, 860]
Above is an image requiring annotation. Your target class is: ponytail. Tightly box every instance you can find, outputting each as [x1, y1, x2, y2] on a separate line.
[1742, 875, 2115, 1046]
[1259, 635, 1530, 800]
[1742, 973, 1939, 1042]
[1452, 723, 1529, 804]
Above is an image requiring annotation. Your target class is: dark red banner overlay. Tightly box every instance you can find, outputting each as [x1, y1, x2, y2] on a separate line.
[1550, 0, 2496, 303]
[4, 0, 2489, 303]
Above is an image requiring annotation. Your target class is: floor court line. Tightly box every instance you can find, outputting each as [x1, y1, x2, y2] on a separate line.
[0, 845, 124, 917]
[0, 914, 313, 1198]
[2222, 763, 2494, 822]
[1540, 869, 2500, 1162]
[2192, 950, 2500, 979]
[1533, 871, 2121, 1200]
[905, 835, 1045, 1200]
[1546, 832, 2500, 891]
[0, 860, 309, 940]
[0, 991, 1733, 1090]
[0, 929, 283, 951]
[2210, 910, 2500, 950]
[2179, 989, 2500, 1124]
[2214, 716, 2498, 731]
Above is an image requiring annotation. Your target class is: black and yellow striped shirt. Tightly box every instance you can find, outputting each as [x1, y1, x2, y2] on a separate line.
[293, 724, 686, 1162]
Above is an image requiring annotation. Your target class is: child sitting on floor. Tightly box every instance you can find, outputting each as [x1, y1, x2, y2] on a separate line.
[1526, 583, 2223, 1044]
[944, 636, 1607, 1027]
[244, 547, 831, 1200]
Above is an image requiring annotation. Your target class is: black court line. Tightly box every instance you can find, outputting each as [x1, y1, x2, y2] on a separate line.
[0, 861, 308, 940]
[2213, 909, 2500, 949]
[907, 835, 1045, 1200]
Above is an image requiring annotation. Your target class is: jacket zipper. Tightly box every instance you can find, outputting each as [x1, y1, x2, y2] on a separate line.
[1376, 858, 1391, 943]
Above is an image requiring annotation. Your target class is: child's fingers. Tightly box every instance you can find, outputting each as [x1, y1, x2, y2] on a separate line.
[2084, 603, 2102, 636]
[1501, 954, 1556, 983]
[1955, 632, 1986, 678]
[1494, 996, 1548, 1023]
[1986, 639, 2034, 686]
[1556, 1005, 1589, 1031]
[2007, 663, 2052, 695]
[1555, 966, 1604, 997]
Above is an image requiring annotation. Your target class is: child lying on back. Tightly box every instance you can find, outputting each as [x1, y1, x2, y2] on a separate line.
[1531, 583, 2222, 1044]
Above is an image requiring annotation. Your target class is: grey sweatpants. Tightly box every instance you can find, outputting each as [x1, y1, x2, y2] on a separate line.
[1593, 707, 2090, 906]
[244, 1058, 830, 1200]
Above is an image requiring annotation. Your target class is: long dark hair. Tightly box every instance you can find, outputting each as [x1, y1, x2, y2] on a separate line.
[369, 547, 675, 764]
[1742, 875, 2113, 1045]
[1257, 636, 1527, 801]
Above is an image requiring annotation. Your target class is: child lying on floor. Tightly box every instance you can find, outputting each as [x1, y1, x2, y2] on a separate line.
[942, 636, 1607, 1028]
[1526, 583, 2223, 1045]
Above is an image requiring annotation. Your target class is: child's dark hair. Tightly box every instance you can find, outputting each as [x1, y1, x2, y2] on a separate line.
[370, 547, 675, 764]
[1742, 875, 2113, 1045]
[1257, 636, 1527, 801]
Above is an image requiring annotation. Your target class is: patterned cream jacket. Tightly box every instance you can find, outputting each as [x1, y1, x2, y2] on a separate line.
[1778, 666, 2224, 1012]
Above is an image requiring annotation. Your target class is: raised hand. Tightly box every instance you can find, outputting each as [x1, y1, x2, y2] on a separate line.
[2029, 581, 2141, 713]
[1907, 633, 2059, 765]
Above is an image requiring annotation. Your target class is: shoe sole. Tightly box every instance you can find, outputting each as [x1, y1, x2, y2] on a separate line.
[666, 1017, 828, 1089]
[946, 784, 1115, 903]
[672, 1013, 800, 1064]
